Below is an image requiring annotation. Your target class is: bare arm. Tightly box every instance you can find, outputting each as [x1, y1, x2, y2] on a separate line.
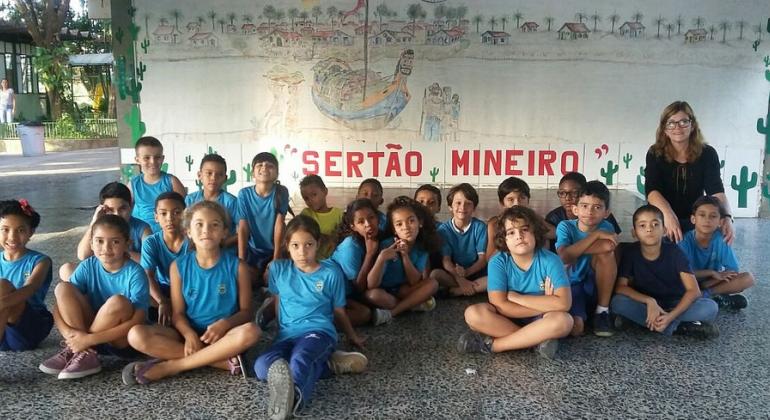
[400, 251, 423, 285]
[464, 253, 487, 277]
[170, 175, 187, 196]
[488, 290, 543, 318]
[367, 243, 397, 289]
[712, 192, 734, 245]
[222, 261, 255, 328]
[238, 219, 250, 260]
[557, 231, 616, 264]
[615, 276, 656, 304]
[666, 272, 702, 320]
[0, 258, 50, 311]
[169, 262, 197, 340]
[647, 190, 683, 242]
[354, 239, 378, 292]
[272, 213, 285, 261]
[507, 286, 571, 312]
[334, 307, 364, 347]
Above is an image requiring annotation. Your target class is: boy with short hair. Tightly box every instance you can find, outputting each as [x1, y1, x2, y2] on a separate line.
[185, 154, 239, 249]
[299, 174, 343, 259]
[486, 177, 530, 258]
[611, 204, 719, 338]
[140, 192, 190, 326]
[678, 196, 754, 310]
[545, 172, 621, 252]
[356, 178, 386, 229]
[39, 215, 149, 379]
[431, 183, 488, 296]
[555, 180, 618, 337]
[238, 152, 289, 283]
[128, 136, 186, 232]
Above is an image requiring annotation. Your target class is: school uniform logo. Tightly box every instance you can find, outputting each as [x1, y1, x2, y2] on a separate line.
[218, 283, 226, 295]
[315, 280, 324, 292]
[24, 271, 32, 280]
[539, 280, 545, 291]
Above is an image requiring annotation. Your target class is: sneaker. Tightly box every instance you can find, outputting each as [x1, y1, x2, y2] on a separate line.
[372, 308, 393, 326]
[411, 297, 437, 312]
[57, 349, 102, 380]
[267, 359, 294, 420]
[39, 344, 75, 375]
[592, 311, 614, 337]
[456, 330, 492, 354]
[536, 339, 559, 360]
[712, 294, 748, 310]
[228, 354, 247, 379]
[675, 321, 720, 339]
[328, 350, 368, 374]
[291, 386, 305, 418]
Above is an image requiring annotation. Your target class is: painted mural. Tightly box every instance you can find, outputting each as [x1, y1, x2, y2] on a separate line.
[123, 0, 770, 217]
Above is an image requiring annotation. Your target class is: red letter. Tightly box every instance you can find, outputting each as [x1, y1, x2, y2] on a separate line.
[505, 149, 523, 175]
[405, 151, 422, 176]
[302, 151, 319, 175]
[483, 150, 501, 176]
[325, 151, 342, 177]
[527, 150, 536, 176]
[561, 151, 579, 174]
[347, 152, 364, 178]
[472, 150, 480, 175]
[539, 150, 557, 176]
[367, 151, 384, 177]
[385, 152, 402, 177]
[452, 150, 470, 176]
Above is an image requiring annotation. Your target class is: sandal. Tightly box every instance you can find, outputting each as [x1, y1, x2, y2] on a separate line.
[228, 354, 247, 379]
[121, 359, 160, 385]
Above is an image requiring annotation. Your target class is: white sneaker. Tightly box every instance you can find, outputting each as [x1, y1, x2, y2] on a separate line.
[372, 308, 393, 326]
[411, 297, 437, 312]
[328, 350, 368, 375]
[267, 359, 294, 420]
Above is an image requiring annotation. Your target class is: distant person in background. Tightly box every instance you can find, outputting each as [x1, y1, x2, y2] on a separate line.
[0, 79, 15, 124]
[644, 101, 732, 244]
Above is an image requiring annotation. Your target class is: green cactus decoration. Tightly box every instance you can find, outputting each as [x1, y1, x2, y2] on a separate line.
[269, 147, 285, 162]
[720, 160, 725, 169]
[161, 163, 169, 173]
[140, 39, 150, 54]
[764, 55, 770, 67]
[136, 61, 147, 81]
[600, 160, 619, 186]
[195, 179, 203, 191]
[622, 153, 632, 169]
[243, 164, 253, 180]
[121, 164, 135, 183]
[185, 155, 194, 171]
[292, 171, 300, 182]
[124, 104, 146, 144]
[207, 146, 218, 155]
[730, 166, 758, 208]
[636, 166, 645, 195]
[762, 173, 770, 205]
[127, 5, 137, 18]
[758, 101, 770, 155]
[429, 167, 439, 182]
[223, 170, 237, 192]
[115, 27, 125, 45]
[129, 23, 141, 42]
[754, 40, 761, 52]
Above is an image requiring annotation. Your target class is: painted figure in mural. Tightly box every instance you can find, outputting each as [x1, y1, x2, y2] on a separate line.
[261, 67, 305, 137]
[0, 79, 15, 124]
[311, 49, 414, 130]
[644, 101, 732, 244]
[421, 82, 444, 142]
[448, 94, 460, 141]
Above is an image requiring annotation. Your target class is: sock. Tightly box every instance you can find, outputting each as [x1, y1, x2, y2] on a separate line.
[595, 305, 609, 314]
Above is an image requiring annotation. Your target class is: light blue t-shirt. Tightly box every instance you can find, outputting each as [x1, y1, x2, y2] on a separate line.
[0, 250, 52, 311]
[378, 211, 387, 231]
[237, 185, 289, 252]
[140, 231, 191, 287]
[378, 237, 429, 290]
[130, 172, 173, 232]
[269, 259, 346, 342]
[129, 217, 151, 254]
[488, 248, 570, 294]
[176, 251, 239, 332]
[678, 230, 739, 272]
[555, 219, 615, 284]
[329, 236, 366, 296]
[184, 190, 240, 235]
[69, 256, 149, 313]
[437, 217, 487, 268]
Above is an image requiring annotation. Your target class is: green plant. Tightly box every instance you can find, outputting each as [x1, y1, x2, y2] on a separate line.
[600, 160, 619, 185]
[186, 155, 194, 171]
[136, 61, 147, 81]
[720, 160, 725, 169]
[124, 104, 146, 144]
[140, 39, 150, 54]
[207, 146, 218, 155]
[223, 170, 237, 192]
[195, 179, 203, 191]
[429, 167, 439, 182]
[636, 166, 645, 195]
[622, 153, 632, 169]
[730, 166, 757, 208]
[121, 164, 135, 183]
[161, 163, 169, 173]
[243, 164, 253, 180]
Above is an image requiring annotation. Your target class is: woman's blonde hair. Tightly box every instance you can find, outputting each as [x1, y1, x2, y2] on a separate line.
[651, 101, 705, 163]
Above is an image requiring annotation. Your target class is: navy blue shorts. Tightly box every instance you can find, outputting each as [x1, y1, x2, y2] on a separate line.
[245, 247, 273, 272]
[95, 343, 141, 359]
[466, 267, 488, 281]
[0, 305, 53, 351]
[569, 276, 597, 321]
[513, 314, 544, 326]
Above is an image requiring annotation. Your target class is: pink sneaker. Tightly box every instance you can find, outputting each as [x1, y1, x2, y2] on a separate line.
[39, 345, 74, 375]
[57, 349, 102, 380]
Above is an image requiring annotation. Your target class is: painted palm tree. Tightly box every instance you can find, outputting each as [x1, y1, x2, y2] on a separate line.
[708, 25, 716, 40]
[218, 18, 226, 33]
[300, 11, 309, 25]
[754, 22, 763, 41]
[488, 16, 497, 31]
[675, 15, 683, 34]
[376, 3, 393, 25]
[575, 12, 586, 23]
[264, 5, 277, 28]
[654, 16, 665, 38]
[227, 12, 236, 26]
[473, 14, 483, 33]
[312, 6, 323, 25]
[327, 6, 338, 27]
[632, 11, 643, 23]
[196, 16, 205, 28]
[455, 6, 468, 26]
[143, 12, 152, 39]
[665, 23, 674, 39]
[693, 16, 705, 29]
[544, 16, 554, 32]
[513, 10, 523, 28]
[500, 16, 508, 31]
[242, 14, 253, 24]
[207, 10, 217, 31]
[434, 4, 447, 24]
[170, 9, 182, 31]
[407, 4, 427, 29]
[446, 8, 458, 27]
[736, 20, 747, 40]
[160, 17, 169, 26]
[608, 12, 619, 33]
[288, 8, 299, 30]
[719, 21, 731, 43]
[590, 11, 601, 31]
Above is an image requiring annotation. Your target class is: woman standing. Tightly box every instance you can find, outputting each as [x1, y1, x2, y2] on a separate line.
[644, 101, 733, 244]
[0, 78, 14, 124]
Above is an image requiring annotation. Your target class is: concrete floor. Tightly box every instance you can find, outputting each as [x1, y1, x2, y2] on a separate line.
[1, 149, 769, 418]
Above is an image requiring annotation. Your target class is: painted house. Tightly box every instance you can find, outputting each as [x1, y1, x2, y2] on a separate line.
[520, 22, 539, 32]
[261, 30, 303, 47]
[186, 21, 201, 33]
[189, 32, 218, 48]
[241, 23, 257, 35]
[311, 30, 353, 46]
[370, 30, 413, 45]
[619, 21, 645, 38]
[256, 22, 272, 35]
[685, 28, 707, 43]
[481, 31, 511, 45]
[355, 23, 382, 36]
[225, 23, 237, 34]
[557, 22, 590, 40]
[427, 28, 464, 45]
[153, 24, 182, 44]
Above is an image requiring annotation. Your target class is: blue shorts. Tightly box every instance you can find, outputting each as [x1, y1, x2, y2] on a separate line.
[95, 343, 141, 359]
[467, 267, 488, 281]
[569, 275, 597, 321]
[0, 305, 53, 351]
[245, 247, 273, 273]
[513, 314, 544, 326]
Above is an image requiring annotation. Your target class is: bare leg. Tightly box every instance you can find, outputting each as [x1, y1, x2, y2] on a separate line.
[707, 272, 755, 295]
[364, 288, 399, 310]
[464, 303, 519, 338]
[89, 295, 135, 348]
[430, 269, 458, 290]
[53, 282, 95, 333]
[489, 312, 573, 352]
[471, 277, 488, 294]
[591, 251, 617, 308]
[344, 299, 371, 327]
[391, 278, 438, 317]
[58, 262, 78, 283]
[0, 279, 26, 342]
[570, 316, 585, 336]
[127, 324, 186, 360]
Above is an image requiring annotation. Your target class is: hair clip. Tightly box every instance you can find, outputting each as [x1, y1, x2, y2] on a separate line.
[18, 199, 34, 216]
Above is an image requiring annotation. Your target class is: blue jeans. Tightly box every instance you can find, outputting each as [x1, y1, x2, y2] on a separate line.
[254, 331, 336, 407]
[610, 294, 718, 336]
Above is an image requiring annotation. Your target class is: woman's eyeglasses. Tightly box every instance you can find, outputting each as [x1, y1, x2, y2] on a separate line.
[665, 119, 692, 130]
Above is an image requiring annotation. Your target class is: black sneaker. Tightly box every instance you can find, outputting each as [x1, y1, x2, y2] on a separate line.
[592, 311, 614, 337]
[456, 331, 492, 354]
[535, 339, 559, 360]
[674, 321, 720, 339]
[712, 294, 748, 310]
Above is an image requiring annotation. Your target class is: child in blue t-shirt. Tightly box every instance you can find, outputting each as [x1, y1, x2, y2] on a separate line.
[458, 206, 573, 359]
[122, 201, 260, 384]
[237, 152, 290, 284]
[0, 200, 53, 351]
[60, 182, 152, 282]
[678, 196, 754, 310]
[555, 180, 618, 337]
[39, 215, 149, 379]
[140, 192, 190, 326]
[185, 154, 239, 250]
[414, 184, 443, 271]
[356, 178, 387, 229]
[485, 177, 531, 259]
[330, 198, 381, 326]
[431, 183, 488, 296]
[128, 136, 186, 232]
[611, 205, 719, 338]
[366, 197, 440, 325]
[254, 216, 367, 419]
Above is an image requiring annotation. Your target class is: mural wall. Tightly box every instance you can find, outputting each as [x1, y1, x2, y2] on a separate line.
[118, 0, 770, 217]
